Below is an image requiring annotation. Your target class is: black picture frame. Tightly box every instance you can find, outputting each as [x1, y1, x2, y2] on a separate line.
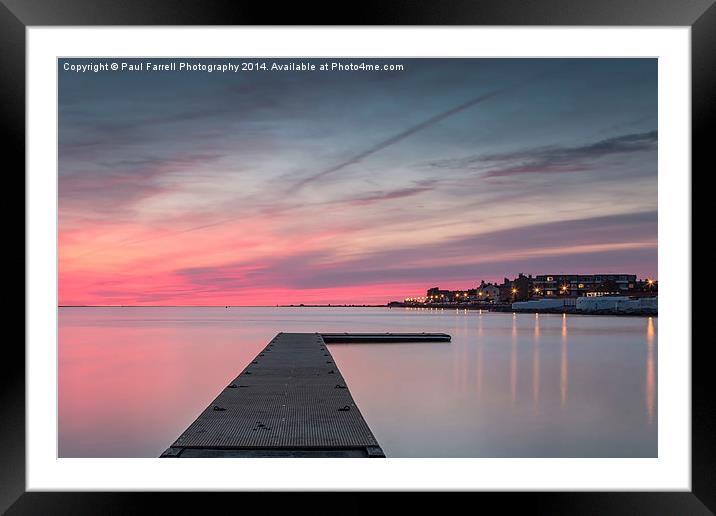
[5, 0, 708, 513]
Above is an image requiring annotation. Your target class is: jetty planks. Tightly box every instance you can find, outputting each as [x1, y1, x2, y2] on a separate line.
[161, 332, 449, 458]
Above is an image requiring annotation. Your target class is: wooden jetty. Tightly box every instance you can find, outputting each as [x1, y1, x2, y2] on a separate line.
[161, 332, 450, 458]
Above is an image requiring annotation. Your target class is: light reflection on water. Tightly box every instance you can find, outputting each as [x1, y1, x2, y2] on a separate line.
[646, 316, 656, 425]
[59, 307, 657, 457]
[561, 314, 568, 408]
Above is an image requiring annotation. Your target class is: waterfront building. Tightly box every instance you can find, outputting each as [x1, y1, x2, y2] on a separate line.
[452, 290, 470, 302]
[499, 278, 515, 302]
[510, 273, 533, 301]
[532, 274, 637, 297]
[406, 273, 650, 307]
[476, 280, 501, 301]
[426, 287, 452, 303]
[634, 278, 659, 296]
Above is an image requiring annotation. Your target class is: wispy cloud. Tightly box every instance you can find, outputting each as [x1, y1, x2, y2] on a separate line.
[290, 65, 572, 191]
[171, 210, 656, 293]
[59, 152, 226, 218]
[291, 89, 505, 190]
[340, 181, 438, 206]
[430, 130, 657, 178]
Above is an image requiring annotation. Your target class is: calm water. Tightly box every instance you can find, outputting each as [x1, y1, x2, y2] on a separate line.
[58, 307, 657, 457]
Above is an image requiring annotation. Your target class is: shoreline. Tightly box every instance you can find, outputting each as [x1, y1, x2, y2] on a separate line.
[401, 303, 657, 317]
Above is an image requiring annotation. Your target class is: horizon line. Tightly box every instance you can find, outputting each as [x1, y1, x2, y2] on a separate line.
[58, 304, 391, 308]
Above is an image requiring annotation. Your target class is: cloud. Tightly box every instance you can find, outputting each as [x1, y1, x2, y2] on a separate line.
[286, 62, 574, 190]
[340, 181, 438, 206]
[430, 130, 657, 178]
[291, 89, 506, 190]
[59, 152, 226, 217]
[285, 63, 573, 191]
[172, 210, 657, 292]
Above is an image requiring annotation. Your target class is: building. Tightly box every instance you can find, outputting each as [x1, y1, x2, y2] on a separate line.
[451, 290, 469, 302]
[476, 280, 501, 302]
[498, 274, 533, 302]
[407, 273, 649, 306]
[499, 278, 514, 302]
[532, 274, 637, 297]
[633, 278, 658, 296]
[509, 273, 533, 301]
[426, 287, 452, 303]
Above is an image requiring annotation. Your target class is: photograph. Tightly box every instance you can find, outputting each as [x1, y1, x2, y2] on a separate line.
[57, 56, 659, 459]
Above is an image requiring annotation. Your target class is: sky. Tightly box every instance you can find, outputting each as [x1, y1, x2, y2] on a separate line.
[58, 58, 658, 306]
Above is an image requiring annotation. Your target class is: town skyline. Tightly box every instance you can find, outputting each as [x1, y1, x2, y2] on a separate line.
[59, 58, 657, 306]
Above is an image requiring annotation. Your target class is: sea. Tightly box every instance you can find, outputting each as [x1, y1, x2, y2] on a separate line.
[59, 306, 657, 458]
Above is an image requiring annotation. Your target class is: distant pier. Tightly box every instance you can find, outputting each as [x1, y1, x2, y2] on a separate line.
[161, 332, 449, 458]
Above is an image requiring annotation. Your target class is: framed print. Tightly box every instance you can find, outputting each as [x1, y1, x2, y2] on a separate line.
[5, 0, 710, 513]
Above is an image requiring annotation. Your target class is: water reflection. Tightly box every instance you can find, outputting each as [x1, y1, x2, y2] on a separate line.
[511, 315, 518, 405]
[533, 314, 541, 411]
[60, 307, 658, 458]
[477, 313, 484, 398]
[646, 317, 656, 425]
[561, 314, 569, 408]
